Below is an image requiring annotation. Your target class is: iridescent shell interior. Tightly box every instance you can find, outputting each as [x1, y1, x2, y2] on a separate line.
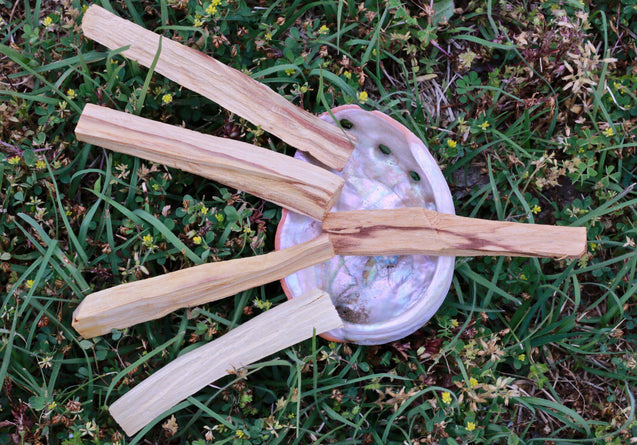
[275, 105, 455, 345]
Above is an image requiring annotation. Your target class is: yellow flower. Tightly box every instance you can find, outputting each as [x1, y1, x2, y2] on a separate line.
[447, 139, 457, 148]
[451, 318, 459, 327]
[531, 204, 541, 214]
[254, 298, 273, 310]
[212, 0, 222, 5]
[603, 127, 614, 137]
[35, 160, 46, 169]
[67, 89, 77, 99]
[357, 91, 369, 103]
[26, 280, 35, 289]
[343, 70, 352, 80]
[285, 68, 296, 76]
[441, 392, 452, 404]
[518, 353, 526, 362]
[235, 429, 246, 439]
[264, 32, 272, 41]
[8, 156, 21, 165]
[318, 25, 329, 34]
[466, 421, 476, 431]
[193, 17, 204, 27]
[215, 213, 224, 222]
[205, 4, 217, 15]
[469, 377, 478, 388]
[200, 205, 208, 215]
[142, 234, 154, 247]
[162, 94, 173, 104]
[43, 16, 54, 28]
[193, 235, 202, 245]
[479, 121, 490, 130]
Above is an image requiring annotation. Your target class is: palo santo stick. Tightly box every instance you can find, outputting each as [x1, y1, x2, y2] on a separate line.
[76, 104, 344, 221]
[73, 234, 335, 338]
[109, 289, 342, 436]
[323, 207, 587, 259]
[81, 5, 355, 170]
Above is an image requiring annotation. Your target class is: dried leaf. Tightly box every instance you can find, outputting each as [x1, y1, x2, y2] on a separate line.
[162, 415, 179, 436]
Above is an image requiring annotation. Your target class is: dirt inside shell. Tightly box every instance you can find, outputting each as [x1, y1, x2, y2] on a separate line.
[335, 303, 370, 324]
[333, 291, 370, 323]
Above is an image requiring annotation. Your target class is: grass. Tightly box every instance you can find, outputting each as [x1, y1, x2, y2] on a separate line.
[1, 0, 636, 443]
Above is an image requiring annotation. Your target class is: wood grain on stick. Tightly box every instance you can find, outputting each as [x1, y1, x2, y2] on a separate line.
[109, 289, 342, 436]
[76, 104, 344, 220]
[81, 5, 355, 170]
[324, 208, 587, 258]
[73, 234, 335, 338]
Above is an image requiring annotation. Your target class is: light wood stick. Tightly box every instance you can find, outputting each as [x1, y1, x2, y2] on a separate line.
[324, 208, 587, 258]
[81, 5, 355, 170]
[73, 234, 335, 338]
[109, 289, 342, 436]
[76, 104, 344, 221]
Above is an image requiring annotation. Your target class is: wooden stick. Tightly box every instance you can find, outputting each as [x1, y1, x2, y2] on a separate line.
[73, 234, 335, 338]
[109, 289, 342, 436]
[324, 208, 587, 258]
[76, 104, 344, 221]
[81, 5, 355, 170]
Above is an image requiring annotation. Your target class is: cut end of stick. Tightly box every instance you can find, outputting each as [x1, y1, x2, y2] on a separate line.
[71, 307, 93, 339]
[557, 226, 588, 259]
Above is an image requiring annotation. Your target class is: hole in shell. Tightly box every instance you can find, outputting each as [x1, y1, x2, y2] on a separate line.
[340, 119, 353, 129]
[378, 144, 392, 155]
[410, 171, 421, 181]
